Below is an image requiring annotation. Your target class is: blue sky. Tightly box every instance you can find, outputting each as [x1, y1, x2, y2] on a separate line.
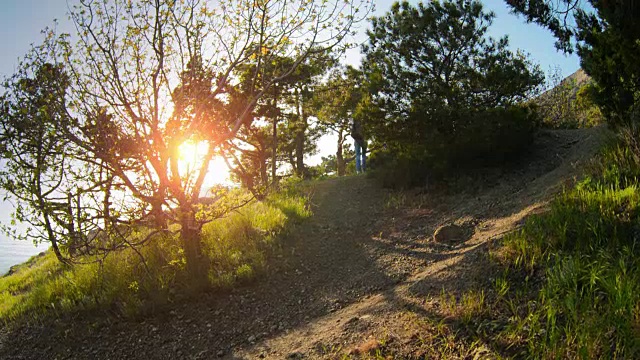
[0, 0, 582, 169]
[485, 0, 580, 78]
[342, 0, 581, 78]
[0, 0, 580, 80]
[0, 0, 71, 77]
[0, 0, 581, 260]
[0, 0, 583, 211]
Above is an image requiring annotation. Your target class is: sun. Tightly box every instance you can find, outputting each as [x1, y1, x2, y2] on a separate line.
[177, 141, 231, 186]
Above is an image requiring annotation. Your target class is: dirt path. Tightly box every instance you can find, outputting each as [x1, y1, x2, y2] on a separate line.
[0, 127, 609, 359]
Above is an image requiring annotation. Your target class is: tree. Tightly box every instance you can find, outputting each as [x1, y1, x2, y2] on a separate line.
[574, 83, 604, 127]
[504, 0, 580, 53]
[315, 155, 338, 176]
[286, 53, 336, 179]
[506, 0, 640, 127]
[0, 62, 74, 264]
[226, 51, 331, 190]
[226, 124, 272, 196]
[227, 52, 297, 192]
[362, 0, 543, 165]
[315, 66, 365, 176]
[0, 0, 371, 276]
[537, 66, 580, 128]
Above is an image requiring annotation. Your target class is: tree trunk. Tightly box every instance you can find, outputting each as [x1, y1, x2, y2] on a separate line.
[288, 153, 297, 173]
[259, 150, 269, 189]
[336, 129, 345, 176]
[295, 130, 306, 177]
[294, 87, 308, 178]
[271, 100, 278, 188]
[179, 206, 204, 280]
[150, 199, 168, 230]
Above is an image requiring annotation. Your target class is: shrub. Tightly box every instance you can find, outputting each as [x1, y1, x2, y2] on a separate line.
[369, 104, 539, 188]
[446, 105, 538, 166]
[368, 149, 431, 189]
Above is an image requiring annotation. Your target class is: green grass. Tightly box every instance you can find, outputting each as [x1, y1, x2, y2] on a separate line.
[392, 143, 640, 358]
[203, 191, 311, 288]
[0, 188, 311, 323]
[491, 143, 640, 358]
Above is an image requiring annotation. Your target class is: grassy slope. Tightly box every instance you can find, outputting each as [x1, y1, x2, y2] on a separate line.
[0, 185, 310, 323]
[490, 144, 640, 358]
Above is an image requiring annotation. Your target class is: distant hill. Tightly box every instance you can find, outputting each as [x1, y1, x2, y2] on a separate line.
[538, 68, 591, 99]
[565, 68, 591, 87]
[535, 68, 601, 128]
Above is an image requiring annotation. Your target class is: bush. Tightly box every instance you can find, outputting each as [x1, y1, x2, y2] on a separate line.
[369, 105, 539, 188]
[447, 105, 538, 165]
[368, 150, 431, 189]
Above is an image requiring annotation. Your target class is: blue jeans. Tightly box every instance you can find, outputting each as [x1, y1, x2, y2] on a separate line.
[355, 141, 367, 173]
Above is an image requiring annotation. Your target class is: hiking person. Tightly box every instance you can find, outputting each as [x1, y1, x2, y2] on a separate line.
[351, 119, 367, 173]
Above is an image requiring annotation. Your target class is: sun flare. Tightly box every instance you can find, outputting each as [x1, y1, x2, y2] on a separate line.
[177, 141, 231, 186]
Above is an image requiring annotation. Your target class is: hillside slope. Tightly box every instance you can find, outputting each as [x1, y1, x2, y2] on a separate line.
[0, 126, 610, 359]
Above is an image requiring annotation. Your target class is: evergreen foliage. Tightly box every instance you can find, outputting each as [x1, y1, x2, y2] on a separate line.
[507, 0, 640, 128]
[361, 0, 543, 185]
[314, 66, 365, 177]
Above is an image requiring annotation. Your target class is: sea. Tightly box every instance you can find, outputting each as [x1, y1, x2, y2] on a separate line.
[1, 199, 50, 274]
[0, 236, 49, 275]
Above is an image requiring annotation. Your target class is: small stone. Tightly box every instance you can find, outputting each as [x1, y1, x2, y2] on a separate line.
[217, 350, 225, 357]
[248, 335, 256, 343]
[433, 223, 472, 244]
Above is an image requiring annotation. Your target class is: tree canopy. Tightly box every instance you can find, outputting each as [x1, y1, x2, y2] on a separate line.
[314, 66, 365, 176]
[506, 0, 640, 127]
[362, 0, 543, 161]
[0, 0, 371, 273]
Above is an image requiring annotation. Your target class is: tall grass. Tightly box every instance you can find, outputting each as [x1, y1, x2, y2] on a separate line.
[203, 191, 310, 287]
[0, 188, 311, 323]
[495, 144, 640, 358]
